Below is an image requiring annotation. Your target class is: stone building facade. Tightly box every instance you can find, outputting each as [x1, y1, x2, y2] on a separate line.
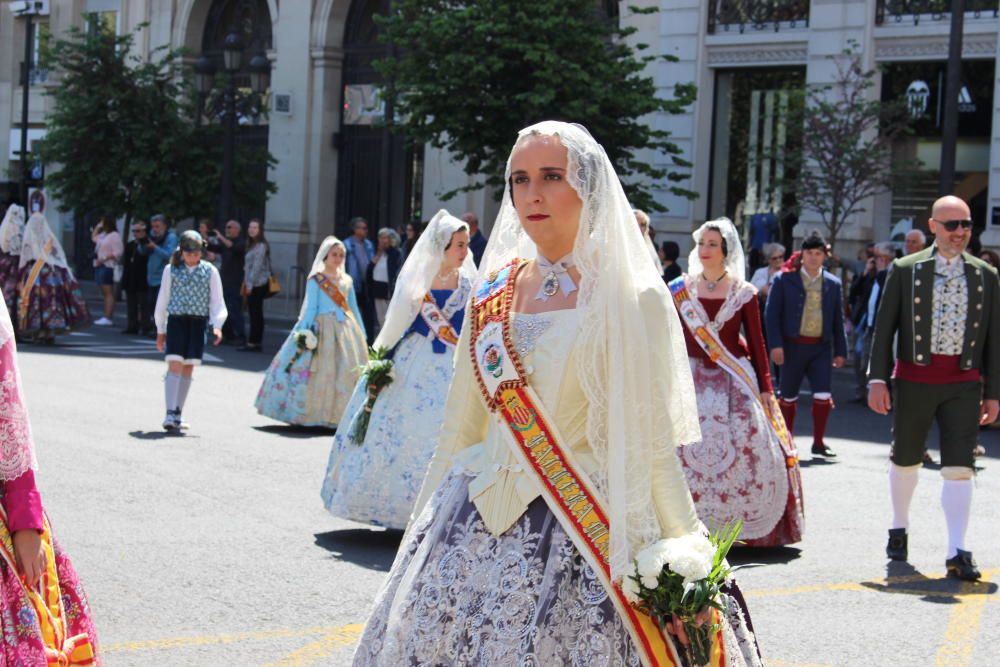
[2, 0, 1000, 281]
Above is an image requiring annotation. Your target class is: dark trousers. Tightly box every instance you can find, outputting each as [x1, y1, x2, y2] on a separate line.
[779, 342, 833, 398]
[222, 283, 245, 342]
[891, 379, 980, 468]
[357, 290, 375, 345]
[247, 284, 267, 345]
[126, 287, 150, 333]
[144, 285, 160, 334]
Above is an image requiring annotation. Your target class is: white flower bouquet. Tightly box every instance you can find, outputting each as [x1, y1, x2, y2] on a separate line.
[284, 329, 319, 373]
[625, 521, 742, 666]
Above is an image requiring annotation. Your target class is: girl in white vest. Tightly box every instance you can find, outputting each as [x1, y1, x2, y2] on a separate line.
[154, 231, 227, 431]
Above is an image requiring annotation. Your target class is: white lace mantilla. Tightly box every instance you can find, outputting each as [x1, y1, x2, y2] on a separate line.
[687, 277, 757, 332]
[0, 362, 36, 480]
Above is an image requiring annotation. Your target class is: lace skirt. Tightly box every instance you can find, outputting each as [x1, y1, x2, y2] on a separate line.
[680, 358, 804, 546]
[255, 313, 367, 427]
[352, 471, 763, 667]
[321, 332, 455, 530]
[16, 264, 89, 336]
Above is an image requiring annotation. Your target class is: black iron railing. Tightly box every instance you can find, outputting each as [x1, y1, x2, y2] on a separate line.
[707, 0, 810, 34]
[876, 0, 999, 25]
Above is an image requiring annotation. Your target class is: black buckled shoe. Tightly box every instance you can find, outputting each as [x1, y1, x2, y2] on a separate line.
[946, 550, 981, 581]
[886, 528, 908, 561]
[811, 443, 837, 458]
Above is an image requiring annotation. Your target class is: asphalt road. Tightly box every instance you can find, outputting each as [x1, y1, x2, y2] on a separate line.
[15, 312, 1000, 666]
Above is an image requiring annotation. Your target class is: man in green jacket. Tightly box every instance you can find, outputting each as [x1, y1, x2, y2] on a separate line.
[868, 195, 1000, 581]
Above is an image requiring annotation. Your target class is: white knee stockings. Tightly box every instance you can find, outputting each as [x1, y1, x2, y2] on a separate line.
[890, 463, 974, 558]
[164, 372, 193, 414]
[889, 463, 920, 530]
[941, 479, 973, 559]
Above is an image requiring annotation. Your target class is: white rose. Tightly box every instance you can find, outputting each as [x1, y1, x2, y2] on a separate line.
[303, 330, 318, 350]
[635, 542, 669, 588]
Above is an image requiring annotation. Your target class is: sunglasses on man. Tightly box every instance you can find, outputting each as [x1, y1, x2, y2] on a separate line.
[932, 218, 973, 232]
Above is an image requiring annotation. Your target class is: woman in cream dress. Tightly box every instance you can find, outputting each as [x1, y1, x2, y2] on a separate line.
[352, 122, 762, 666]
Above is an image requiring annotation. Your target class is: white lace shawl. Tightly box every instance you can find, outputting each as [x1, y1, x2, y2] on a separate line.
[685, 276, 758, 331]
[0, 205, 25, 255]
[0, 298, 37, 480]
[19, 213, 69, 271]
[374, 209, 476, 351]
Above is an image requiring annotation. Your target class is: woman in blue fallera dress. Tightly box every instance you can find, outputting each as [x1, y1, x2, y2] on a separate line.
[321, 210, 475, 530]
[255, 237, 368, 427]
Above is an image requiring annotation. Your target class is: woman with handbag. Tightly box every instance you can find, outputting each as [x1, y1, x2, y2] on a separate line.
[241, 219, 271, 352]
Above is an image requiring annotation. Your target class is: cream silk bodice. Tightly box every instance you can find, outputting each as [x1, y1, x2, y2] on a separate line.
[416, 308, 700, 540]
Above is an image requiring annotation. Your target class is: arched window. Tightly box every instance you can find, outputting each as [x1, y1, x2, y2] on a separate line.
[202, 0, 272, 87]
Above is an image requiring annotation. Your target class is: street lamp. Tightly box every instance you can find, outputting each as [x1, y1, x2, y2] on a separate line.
[194, 32, 270, 224]
[15, 1, 44, 208]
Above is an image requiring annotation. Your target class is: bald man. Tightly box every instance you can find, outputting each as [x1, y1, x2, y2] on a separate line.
[868, 195, 1000, 580]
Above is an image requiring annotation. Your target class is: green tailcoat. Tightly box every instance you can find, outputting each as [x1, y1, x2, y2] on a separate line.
[868, 246, 1000, 399]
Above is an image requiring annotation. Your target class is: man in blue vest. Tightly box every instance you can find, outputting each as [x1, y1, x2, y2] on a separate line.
[765, 231, 847, 457]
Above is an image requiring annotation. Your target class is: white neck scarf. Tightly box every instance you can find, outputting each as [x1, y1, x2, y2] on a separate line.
[534, 253, 577, 301]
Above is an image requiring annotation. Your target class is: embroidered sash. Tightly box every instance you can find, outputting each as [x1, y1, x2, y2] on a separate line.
[418, 293, 459, 348]
[19, 254, 48, 330]
[315, 275, 354, 322]
[669, 277, 798, 466]
[0, 508, 96, 665]
[470, 260, 704, 667]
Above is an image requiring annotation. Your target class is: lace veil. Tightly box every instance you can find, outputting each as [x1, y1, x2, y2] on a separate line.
[0, 296, 38, 480]
[0, 204, 25, 255]
[300, 236, 353, 321]
[686, 217, 746, 281]
[19, 213, 69, 270]
[307, 236, 347, 280]
[478, 121, 700, 582]
[373, 209, 475, 351]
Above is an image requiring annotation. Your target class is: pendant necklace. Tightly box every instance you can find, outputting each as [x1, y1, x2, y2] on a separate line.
[542, 270, 560, 297]
[702, 271, 727, 293]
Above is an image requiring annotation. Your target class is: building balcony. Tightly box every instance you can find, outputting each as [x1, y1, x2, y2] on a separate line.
[875, 0, 999, 26]
[707, 0, 810, 34]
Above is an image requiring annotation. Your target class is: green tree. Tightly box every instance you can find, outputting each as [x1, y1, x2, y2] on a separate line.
[776, 43, 917, 249]
[39, 19, 275, 227]
[374, 1, 696, 212]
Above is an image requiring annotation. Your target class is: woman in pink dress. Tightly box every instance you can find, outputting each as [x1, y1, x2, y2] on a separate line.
[669, 217, 804, 547]
[0, 295, 99, 664]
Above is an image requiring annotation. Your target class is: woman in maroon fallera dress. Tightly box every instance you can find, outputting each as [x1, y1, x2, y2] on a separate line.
[670, 217, 804, 547]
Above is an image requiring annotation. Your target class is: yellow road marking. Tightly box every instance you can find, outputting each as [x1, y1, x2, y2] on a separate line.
[746, 569, 999, 600]
[263, 624, 365, 666]
[98, 570, 999, 660]
[935, 584, 989, 666]
[103, 625, 350, 653]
